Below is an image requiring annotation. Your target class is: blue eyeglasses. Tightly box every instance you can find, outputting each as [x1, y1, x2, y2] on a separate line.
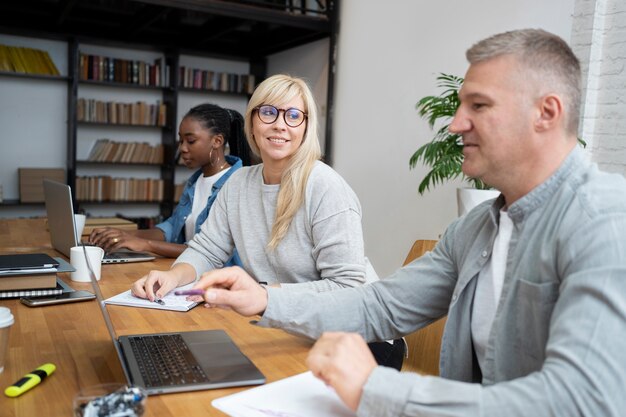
[254, 105, 308, 128]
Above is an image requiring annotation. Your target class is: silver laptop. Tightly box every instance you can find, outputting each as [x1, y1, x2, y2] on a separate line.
[82, 246, 265, 395]
[43, 179, 155, 264]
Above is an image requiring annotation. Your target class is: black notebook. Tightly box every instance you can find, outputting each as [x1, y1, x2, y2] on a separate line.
[0, 253, 60, 272]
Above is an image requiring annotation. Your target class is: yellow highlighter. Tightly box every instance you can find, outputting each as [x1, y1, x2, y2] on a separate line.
[5, 363, 56, 397]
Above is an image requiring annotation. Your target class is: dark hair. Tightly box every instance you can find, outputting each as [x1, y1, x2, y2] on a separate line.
[184, 103, 252, 166]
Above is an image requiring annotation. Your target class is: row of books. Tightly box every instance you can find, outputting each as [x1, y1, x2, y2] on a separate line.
[75, 176, 164, 202]
[86, 139, 164, 164]
[0, 44, 60, 75]
[79, 53, 170, 87]
[77, 98, 167, 126]
[0, 253, 69, 299]
[179, 67, 256, 94]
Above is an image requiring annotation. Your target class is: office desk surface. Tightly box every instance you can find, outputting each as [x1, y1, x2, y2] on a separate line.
[0, 218, 311, 416]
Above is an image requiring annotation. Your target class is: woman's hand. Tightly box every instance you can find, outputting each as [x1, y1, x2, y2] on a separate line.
[131, 263, 196, 301]
[90, 227, 145, 252]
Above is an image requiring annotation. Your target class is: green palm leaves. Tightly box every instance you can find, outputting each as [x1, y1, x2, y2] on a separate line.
[410, 74, 488, 194]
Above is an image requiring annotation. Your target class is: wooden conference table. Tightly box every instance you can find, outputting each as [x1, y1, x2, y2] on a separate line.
[0, 218, 311, 416]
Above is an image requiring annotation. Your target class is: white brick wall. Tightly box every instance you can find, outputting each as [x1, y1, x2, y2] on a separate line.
[572, 0, 626, 176]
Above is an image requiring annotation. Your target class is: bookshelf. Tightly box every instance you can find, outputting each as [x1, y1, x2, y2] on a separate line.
[0, 0, 338, 220]
[69, 42, 172, 218]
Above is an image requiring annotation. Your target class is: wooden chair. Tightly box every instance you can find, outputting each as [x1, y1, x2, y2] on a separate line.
[400, 239, 447, 375]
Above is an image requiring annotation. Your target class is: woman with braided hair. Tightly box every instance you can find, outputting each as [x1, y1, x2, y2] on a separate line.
[89, 103, 250, 259]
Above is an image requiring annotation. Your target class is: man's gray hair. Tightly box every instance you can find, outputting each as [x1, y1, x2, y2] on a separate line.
[467, 29, 581, 135]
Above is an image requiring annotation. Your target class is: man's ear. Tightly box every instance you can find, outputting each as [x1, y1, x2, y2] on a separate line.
[535, 94, 563, 132]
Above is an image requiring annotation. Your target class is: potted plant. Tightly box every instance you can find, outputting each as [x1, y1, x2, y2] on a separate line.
[410, 73, 586, 216]
[410, 73, 498, 216]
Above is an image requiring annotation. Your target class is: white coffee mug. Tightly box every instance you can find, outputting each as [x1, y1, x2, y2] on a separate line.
[0, 307, 14, 374]
[70, 246, 105, 282]
[74, 214, 86, 242]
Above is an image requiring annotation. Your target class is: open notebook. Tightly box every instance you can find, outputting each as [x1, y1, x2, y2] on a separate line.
[104, 282, 200, 312]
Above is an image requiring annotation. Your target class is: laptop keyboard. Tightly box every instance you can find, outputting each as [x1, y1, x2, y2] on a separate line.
[129, 334, 210, 387]
[103, 252, 127, 260]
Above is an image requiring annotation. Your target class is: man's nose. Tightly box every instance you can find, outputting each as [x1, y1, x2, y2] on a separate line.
[449, 108, 470, 134]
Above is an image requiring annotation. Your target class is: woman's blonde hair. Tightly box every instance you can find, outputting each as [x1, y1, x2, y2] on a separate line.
[244, 74, 321, 249]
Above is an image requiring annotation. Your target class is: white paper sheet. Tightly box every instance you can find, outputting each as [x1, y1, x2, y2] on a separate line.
[212, 371, 356, 417]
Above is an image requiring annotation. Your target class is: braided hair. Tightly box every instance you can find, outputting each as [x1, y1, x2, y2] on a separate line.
[184, 103, 252, 166]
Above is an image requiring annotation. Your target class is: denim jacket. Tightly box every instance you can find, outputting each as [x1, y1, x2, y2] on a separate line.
[260, 147, 626, 417]
[156, 155, 242, 244]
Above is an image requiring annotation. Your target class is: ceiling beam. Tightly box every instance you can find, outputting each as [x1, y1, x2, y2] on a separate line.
[124, 5, 171, 38]
[132, 0, 331, 31]
[56, 0, 79, 26]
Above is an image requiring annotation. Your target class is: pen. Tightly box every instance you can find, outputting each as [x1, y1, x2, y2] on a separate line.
[174, 289, 205, 296]
[5, 363, 56, 398]
[154, 298, 165, 305]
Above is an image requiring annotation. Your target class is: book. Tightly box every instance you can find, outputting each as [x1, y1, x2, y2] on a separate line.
[0, 277, 70, 299]
[0, 257, 75, 292]
[0, 272, 57, 291]
[212, 371, 356, 417]
[0, 253, 59, 271]
[0, 44, 59, 76]
[104, 282, 200, 312]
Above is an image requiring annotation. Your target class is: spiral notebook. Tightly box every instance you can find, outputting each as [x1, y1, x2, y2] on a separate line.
[104, 282, 200, 312]
[0, 277, 72, 299]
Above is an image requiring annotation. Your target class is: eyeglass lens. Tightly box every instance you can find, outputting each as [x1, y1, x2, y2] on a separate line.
[257, 105, 306, 127]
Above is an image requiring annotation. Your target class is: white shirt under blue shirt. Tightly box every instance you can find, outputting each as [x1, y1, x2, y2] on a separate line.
[471, 208, 514, 374]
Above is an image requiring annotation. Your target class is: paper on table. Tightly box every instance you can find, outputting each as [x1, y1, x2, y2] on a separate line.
[212, 371, 356, 417]
[104, 282, 200, 312]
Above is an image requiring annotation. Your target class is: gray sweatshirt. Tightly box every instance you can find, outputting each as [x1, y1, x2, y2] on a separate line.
[175, 161, 368, 291]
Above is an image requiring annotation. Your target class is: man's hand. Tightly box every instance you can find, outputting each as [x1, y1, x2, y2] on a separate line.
[306, 332, 377, 411]
[192, 266, 268, 316]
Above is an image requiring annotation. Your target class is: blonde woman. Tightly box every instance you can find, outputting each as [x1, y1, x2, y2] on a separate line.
[133, 74, 369, 294]
[132, 74, 404, 369]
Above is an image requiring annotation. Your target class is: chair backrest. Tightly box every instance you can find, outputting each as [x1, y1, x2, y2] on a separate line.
[401, 239, 446, 376]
